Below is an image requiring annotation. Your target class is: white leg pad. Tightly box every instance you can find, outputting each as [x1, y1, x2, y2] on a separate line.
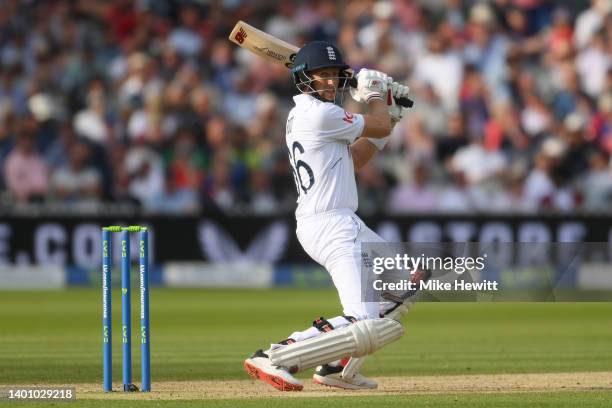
[269, 318, 403, 373]
[342, 302, 413, 379]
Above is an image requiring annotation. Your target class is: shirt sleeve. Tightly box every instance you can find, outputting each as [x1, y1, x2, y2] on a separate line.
[310, 104, 364, 143]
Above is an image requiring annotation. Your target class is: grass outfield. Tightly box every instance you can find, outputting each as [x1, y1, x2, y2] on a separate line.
[8, 392, 612, 408]
[0, 288, 610, 406]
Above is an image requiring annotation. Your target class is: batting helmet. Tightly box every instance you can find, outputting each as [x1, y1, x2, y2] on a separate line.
[291, 41, 352, 102]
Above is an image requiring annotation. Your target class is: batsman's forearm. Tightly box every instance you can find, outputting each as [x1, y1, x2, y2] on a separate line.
[362, 100, 392, 138]
[351, 138, 378, 171]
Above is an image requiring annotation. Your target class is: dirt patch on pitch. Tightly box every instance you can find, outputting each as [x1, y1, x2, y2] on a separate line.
[71, 371, 612, 400]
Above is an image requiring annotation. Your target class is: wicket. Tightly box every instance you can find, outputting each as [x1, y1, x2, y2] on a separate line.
[102, 225, 151, 392]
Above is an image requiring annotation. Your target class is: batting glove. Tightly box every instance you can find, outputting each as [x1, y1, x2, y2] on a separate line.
[386, 78, 408, 124]
[389, 80, 410, 101]
[350, 69, 389, 103]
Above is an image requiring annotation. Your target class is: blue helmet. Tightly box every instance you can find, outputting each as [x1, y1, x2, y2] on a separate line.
[291, 41, 352, 103]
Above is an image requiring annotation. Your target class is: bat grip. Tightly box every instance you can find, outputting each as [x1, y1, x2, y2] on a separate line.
[348, 77, 414, 108]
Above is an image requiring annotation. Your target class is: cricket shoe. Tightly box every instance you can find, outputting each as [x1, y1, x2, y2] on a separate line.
[312, 363, 378, 390]
[244, 349, 303, 391]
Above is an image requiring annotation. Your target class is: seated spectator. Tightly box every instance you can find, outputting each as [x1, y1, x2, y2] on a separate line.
[357, 163, 389, 215]
[413, 33, 463, 111]
[46, 122, 76, 170]
[573, 0, 610, 50]
[561, 112, 595, 179]
[73, 87, 110, 145]
[438, 171, 486, 213]
[576, 29, 610, 98]
[50, 140, 102, 203]
[388, 162, 439, 213]
[167, 129, 205, 194]
[411, 84, 449, 139]
[523, 138, 576, 211]
[206, 154, 235, 213]
[0, 0, 609, 217]
[250, 169, 279, 215]
[486, 172, 534, 213]
[583, 150, 612, 211]
[590, 92, 612, 153]
[3, 133, 48, 203]
[124, 146, 165, 210]
[451, 138, 506, 185]
[168, 3, 204, 58]
[436, 111, 469, 163]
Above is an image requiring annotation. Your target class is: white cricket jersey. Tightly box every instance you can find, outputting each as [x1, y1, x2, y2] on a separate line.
[286, 94, 365, 219]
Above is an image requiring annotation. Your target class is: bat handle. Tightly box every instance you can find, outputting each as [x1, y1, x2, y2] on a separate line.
[347, 77, 414, 108]
[395, 96, 414, 108]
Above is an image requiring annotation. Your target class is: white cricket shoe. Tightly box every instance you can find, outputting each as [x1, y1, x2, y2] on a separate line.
[312, 363, 378, 390]
[244, 349, 303, 391]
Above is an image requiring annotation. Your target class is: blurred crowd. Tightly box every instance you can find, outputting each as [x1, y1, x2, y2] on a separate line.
[0, 0, 611, 215]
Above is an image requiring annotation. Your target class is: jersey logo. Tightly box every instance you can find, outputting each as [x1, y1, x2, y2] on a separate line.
[326, 46, 336, 61]
[343, 111, 354, 124]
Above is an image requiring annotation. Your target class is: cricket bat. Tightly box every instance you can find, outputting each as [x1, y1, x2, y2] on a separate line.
[229, 21, 414, 108]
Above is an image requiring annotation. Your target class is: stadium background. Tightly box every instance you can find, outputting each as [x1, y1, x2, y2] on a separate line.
[0, 1, 611, 406]
[0, 0, 612, 408]
[0, 0, 611, 288]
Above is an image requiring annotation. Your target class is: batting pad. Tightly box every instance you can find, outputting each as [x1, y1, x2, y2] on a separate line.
[340, 303, 412, 380]
[269, 318, 403, 372]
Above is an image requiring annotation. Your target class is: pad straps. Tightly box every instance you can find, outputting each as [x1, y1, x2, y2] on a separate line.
[313, 317, 333, 333]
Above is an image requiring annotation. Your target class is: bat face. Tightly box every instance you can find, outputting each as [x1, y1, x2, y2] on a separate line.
[229, 21, 298, 69]
[252, 46, 296, 68]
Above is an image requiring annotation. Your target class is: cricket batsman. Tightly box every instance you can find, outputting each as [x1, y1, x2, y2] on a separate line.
[244, 41, 417, 391]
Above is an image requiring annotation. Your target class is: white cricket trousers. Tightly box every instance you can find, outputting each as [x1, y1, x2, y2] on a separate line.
[296, 208, 385, 320]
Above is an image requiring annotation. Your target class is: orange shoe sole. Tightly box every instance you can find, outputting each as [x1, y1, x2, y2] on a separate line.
[244, 360, 303, 391]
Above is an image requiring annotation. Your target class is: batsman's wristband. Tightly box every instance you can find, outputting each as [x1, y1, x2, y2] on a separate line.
[367, 136, 389, 151]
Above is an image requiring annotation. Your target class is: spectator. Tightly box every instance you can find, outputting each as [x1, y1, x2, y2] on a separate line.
[410, 83, 448, 139]
[583, 150, 612, 210]
[73, 87, 110, 144]
[207, 154, 234, 213]
[436, 111, 469, 163]
[124, 145, 165, 210]
[3, 132, 48, 202]
[438, 171, 482, 213]
[459, 66, 490, 140]
[574, 0, 611, 50]
[50, 140, 102, 203]
[561, 112, 594, 179]
[413, 32, 463, 111]
[576, 29, 611, 98]
[356, 162, 388, 216]
[523, 138, 570, 211]
[451, 137, 506, 185]
[166, 128, 205, 195]
[462, 3, 510, 100]
[250, 169, 279, 215]
[0, 0, 609, 216]
[359, 1, 402, 62]
[590, 92, 612, 152]
[388, 162, 439, 213]
[168, 3, 204, 58]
